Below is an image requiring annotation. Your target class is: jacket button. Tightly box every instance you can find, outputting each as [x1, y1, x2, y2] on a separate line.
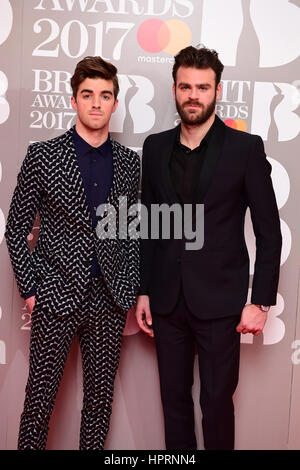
[177, 258, 181, 264]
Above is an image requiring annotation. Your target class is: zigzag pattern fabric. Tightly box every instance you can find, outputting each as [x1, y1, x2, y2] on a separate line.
[18, 278, 126, 450]
[5, 127, 140, 315]
[5, 127, 140, 449]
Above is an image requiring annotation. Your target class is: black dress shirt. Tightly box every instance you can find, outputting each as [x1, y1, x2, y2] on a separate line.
[170, 119, 216, 205]
[138, 119, 217, 297]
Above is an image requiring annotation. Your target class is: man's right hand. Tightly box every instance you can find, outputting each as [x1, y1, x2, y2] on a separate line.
[25, 295, 35, 314]
[135, 295, 154, 338]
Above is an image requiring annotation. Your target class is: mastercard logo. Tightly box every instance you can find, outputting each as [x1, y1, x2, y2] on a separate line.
[224, 119, 247, 132]
[137, 19, 191, 55]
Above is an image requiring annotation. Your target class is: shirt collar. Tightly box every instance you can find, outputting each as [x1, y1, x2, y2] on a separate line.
[73, 127, 112, 157]
[176, 116, 217, 151]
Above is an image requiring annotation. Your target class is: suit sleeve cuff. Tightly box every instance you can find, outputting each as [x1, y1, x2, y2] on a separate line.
[137, 290, 149, 296]
[22, 288, 36, 299]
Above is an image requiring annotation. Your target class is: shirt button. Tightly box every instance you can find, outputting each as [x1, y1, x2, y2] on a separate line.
[94, 182, 98, 187]
[92, 159, 97, 163]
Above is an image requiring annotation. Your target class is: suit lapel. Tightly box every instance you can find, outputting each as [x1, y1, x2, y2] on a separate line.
[107, 139, 124, 208]
[160, 125, 180, 205]
[60, 127, 92, 231]
[60, 130, 126, 231]
[196, 115, 226, 203]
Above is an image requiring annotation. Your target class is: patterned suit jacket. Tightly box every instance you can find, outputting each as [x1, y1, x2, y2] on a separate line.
[5, 127, 140, 315]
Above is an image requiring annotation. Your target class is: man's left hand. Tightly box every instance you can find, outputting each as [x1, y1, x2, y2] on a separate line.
[236, 304, 268, 336]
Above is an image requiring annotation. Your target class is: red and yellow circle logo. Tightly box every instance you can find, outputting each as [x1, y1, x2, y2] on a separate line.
[224, 119, 247, 132]
[137, 19, 191, 55]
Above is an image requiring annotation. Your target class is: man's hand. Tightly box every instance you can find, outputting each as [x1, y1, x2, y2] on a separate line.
[135, 295, 154, 338]
[236, 304, 268, 336]
[25, 295, 35, 314]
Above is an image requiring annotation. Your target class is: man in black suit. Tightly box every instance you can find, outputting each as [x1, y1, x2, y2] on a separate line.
[136, 46, 282, 450]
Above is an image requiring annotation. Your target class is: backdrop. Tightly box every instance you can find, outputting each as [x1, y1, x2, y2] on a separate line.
[0, 0, 299, 450]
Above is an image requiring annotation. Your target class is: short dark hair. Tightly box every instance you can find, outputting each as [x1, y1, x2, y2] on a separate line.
[71, 56, 119, 100]
[172, 46, 224, 86]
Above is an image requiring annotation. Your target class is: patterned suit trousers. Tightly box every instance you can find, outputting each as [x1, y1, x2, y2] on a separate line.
[18, 278, 126, 450]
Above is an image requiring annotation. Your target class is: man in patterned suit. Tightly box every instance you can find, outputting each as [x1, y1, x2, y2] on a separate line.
[5, 56, 140, 450]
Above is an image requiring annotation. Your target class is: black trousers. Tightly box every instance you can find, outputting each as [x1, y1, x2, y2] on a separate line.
[18, 278, 126, 450]
[152, 292, 241, 450]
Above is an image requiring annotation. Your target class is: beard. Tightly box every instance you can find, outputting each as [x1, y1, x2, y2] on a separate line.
[176, 92, 217, 126]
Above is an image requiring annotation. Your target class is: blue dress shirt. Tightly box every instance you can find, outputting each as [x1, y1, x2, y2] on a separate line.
[73, 127, 114, 277]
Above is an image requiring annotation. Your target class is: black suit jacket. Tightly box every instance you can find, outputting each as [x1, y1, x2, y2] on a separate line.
[140, 116, 282, 319]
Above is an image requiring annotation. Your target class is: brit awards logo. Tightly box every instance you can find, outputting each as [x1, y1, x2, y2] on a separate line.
[0, 71, 10, 125]
[251, 82, 300, 142]
[0, 0, 12, 367]
[217, 79, 300, 142]
[200, 0, 300, 67]
[0, 0, 13, 47]
[110, 74, 155, 134]
[0, 0, 11, 125]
